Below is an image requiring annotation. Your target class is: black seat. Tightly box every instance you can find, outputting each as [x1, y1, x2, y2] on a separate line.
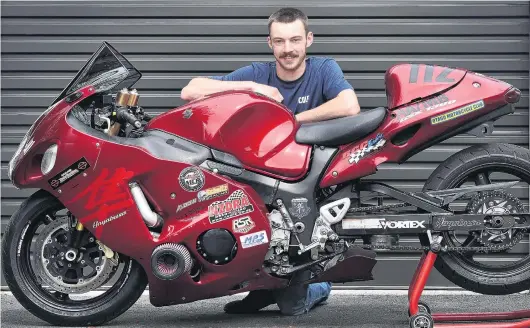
[295, 107, 387, 147]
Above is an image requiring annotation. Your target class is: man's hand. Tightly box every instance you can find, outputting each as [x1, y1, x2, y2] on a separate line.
[251, 83, 284, 103]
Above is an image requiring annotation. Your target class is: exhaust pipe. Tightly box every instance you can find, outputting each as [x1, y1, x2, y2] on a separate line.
[129, 182, 163, 228]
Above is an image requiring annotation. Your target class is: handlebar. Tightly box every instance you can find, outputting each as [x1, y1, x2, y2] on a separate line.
[116, 108, 142, 128]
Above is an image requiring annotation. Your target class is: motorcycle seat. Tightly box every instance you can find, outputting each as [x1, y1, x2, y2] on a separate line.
[295, 107, 387, 147]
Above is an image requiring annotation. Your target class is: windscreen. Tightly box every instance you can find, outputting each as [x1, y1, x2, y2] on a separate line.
[51, 42, 142, 105]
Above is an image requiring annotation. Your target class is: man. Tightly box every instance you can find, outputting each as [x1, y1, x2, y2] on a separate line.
[181, 7, 361, 315]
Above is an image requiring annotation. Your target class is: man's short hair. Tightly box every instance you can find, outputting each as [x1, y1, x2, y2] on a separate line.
[268, 8, 309, 34]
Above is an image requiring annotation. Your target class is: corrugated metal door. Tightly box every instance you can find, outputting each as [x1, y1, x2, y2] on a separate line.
[1, 1, 529, 289]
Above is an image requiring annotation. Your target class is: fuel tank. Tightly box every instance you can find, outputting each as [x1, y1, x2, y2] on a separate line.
[145, 91, 312, 180]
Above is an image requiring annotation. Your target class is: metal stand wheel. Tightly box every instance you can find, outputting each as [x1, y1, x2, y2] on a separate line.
[408, 249, 530, 328]
[409, 300, 432, 317]
[410, 313, 435, 328]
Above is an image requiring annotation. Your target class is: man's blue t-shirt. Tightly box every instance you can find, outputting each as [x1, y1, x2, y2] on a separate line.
[209, 57, 353, 114]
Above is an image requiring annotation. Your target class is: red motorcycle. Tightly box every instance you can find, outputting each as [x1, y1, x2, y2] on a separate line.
[3, 42, 529, 326]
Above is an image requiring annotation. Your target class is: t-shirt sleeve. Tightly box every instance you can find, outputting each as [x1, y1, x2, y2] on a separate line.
[322, 59, 354, 100]
[208, 65, 255, 82]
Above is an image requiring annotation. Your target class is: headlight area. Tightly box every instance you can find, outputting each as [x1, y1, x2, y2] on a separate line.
[7, 134, 32, 183]
[12, 142, 60, 187]
[41, 144, 58, 175]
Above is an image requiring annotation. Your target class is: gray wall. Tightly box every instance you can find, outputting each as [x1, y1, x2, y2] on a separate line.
[1, 1, 529, 289]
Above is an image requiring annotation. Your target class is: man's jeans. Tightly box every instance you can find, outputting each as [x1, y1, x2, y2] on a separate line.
[272, 282, 332, 316]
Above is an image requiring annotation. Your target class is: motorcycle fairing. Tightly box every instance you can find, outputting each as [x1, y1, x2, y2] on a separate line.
[385, 64, 466, 109]
[10, 85, 290, 306]
[320, 70, 515, 188]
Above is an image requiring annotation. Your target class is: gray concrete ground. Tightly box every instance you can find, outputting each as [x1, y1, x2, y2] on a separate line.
[1, 290, 528, 328]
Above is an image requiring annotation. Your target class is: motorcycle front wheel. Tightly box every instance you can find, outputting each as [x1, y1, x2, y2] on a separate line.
[420, 143, 530, 295]
[1, 190, 148, 326]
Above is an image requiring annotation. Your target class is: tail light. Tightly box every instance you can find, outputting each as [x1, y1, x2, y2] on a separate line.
[505, 87, 521, 104]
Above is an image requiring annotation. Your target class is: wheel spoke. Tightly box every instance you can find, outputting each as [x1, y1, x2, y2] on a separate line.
[462, 233, 479, 247]
[460, 233, 480, 259]
[474, 172, 491, 186]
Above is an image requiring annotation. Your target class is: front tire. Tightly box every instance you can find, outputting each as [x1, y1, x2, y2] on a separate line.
[1, 189, 148, 326]
[421, 143, 530, 295]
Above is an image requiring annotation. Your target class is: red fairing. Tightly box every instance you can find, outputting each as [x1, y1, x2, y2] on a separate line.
[10, 86, 287, 306]
[146, 91, 311, 180]
[385, 64, 466, 109]
[321, 69, 513, 187]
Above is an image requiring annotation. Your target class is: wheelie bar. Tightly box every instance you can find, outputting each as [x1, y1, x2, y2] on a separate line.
[408, 251, 530, 328]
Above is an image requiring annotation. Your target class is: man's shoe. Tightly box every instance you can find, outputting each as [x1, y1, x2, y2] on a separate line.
[223, 289, 276, 314]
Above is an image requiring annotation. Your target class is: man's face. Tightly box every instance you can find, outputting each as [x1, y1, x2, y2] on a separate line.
[268, 20, 313, 72]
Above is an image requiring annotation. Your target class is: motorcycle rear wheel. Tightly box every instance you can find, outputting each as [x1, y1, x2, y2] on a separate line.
[1, 189, 148, 326]
[420, 143, 530, 295]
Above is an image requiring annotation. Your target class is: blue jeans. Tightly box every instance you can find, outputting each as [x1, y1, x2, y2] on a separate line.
[273, 282, 332, 316]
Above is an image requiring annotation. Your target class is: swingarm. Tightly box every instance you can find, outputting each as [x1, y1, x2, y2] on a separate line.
[330, 181, 520, 214]
[337, 213, 530, 235]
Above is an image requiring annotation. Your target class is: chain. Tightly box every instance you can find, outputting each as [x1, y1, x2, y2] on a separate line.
[347, 202, 410, 213]
[358, 241, 517, 253]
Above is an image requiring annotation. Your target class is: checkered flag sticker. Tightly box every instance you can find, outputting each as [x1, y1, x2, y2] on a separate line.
[348, 137, 386, 164]
[227, 190, 245, 201]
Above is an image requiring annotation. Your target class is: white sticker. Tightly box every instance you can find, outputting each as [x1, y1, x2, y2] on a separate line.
[239, 230, 269, 249]
[342, 218, 382, 230]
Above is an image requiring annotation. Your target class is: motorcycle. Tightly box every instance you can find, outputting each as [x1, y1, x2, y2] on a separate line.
[2, 42, 529, 326]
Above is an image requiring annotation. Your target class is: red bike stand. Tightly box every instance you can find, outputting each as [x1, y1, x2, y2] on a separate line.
[408, 251, 530, 328]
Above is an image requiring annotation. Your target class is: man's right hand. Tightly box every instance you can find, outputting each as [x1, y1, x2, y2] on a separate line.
[251, 83, 284, 103]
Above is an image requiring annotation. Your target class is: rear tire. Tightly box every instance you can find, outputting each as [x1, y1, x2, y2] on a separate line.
[420, 143, 530, 295]
[1, 189, 148, 326]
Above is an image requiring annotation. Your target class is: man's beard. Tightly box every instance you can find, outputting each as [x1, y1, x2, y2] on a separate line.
[276, 51, 306, 73]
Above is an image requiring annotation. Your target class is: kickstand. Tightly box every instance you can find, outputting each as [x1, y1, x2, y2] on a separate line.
[408, 249, 530, 328]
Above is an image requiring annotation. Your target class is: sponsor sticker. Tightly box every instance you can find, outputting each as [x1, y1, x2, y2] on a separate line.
[342, 219, 426, 230]
[176, 198, 197, 213]
[289, 198, 311, 219]
[348, 133, 386, 164]
[48, 157, 90, 189]
[240, 230, 268, 249]
[395, 94, 456, 123]
[379, 220, 426, 229]
[198, 184, 229, 202]
[232, 216, 255, 234]
[342, 218, 382, 230]
[208, 190, 254, 224]
[93, 210, 127, 228]
[433, 216, 483, 230]
[179, 167, 205, 192]
[431, 100, 485, 125]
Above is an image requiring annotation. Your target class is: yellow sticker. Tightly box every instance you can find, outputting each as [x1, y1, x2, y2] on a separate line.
[431, 100, 485, 125]
[198, 183, 229, 202]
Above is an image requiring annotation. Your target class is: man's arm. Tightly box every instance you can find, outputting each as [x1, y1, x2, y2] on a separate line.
[181, 78, 255, 101]
[181, 65, 283, 102]
[181, 65, 255, 101]
[296, 59, 360, 124]
[295, 89, 360, 123]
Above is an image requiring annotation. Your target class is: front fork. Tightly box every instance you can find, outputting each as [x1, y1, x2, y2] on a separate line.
[66, 214, 118, 264]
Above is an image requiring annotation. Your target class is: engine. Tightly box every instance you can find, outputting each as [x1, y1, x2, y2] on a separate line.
[264, 198, 352, 276]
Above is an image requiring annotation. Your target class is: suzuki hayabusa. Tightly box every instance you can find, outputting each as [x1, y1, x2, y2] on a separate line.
[3, 42, 529, 326]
